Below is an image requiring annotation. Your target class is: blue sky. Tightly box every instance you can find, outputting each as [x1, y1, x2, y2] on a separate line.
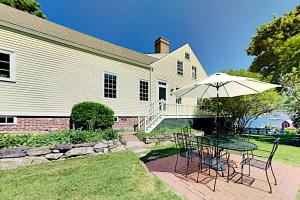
[38, 0, 299, 75]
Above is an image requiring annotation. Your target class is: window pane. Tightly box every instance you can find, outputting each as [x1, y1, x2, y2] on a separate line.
[0, 53, 9, 62]
[6, 117, 14, 123]
[0, 61, 10, 70]
[0, 70, 9, 78]
[177, 61, 183, 75]
[0, 117, 5, 123]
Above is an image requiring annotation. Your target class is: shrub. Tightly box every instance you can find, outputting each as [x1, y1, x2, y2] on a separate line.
[0, 129, 119, 149]
[71, 102, 114, 130]
[102, 128, 119, 140]
[284, 128, 298, 135]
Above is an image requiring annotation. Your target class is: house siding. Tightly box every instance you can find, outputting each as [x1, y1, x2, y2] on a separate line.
[0, 27, 151, 117]
[150, 44, 208, 106]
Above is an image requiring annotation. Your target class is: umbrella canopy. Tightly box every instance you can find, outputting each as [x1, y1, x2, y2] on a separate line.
[172, 73, 280, 98]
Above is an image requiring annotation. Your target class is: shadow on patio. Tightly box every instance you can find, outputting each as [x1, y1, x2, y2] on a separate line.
[144, 153, 300, 200]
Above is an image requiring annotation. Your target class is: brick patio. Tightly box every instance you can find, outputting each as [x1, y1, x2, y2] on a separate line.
[145, 154, 300, 200]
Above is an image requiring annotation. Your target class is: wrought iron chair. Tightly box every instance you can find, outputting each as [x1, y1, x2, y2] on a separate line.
[173, 132, 198, 177]
[241, 137, 279, 193]
[196, 136, 230, 192]
[181, 127, 192, 137]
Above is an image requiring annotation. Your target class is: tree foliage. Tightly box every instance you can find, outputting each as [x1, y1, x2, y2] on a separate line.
[282, 67, 300, 128]
[200, 69, 282, 133]
[0, 0, 46, 18]
[247, 5, 300, 82]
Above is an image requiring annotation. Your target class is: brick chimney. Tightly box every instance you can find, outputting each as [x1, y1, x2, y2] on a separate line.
[154, 37, 169, 53]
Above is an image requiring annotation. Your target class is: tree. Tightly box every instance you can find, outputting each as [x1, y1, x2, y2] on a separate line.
[0, 0, 46, 19]
[200, 69, 282, 133]
[281, 67, 300, 128]
[247, 5, 300, 82]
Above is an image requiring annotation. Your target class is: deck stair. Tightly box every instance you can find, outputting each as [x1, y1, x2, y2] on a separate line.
[138, 100, 208, 133]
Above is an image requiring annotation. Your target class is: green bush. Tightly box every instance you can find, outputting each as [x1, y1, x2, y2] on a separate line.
[0, 129, 119, 149]
[284, 128, 298, 135]
[102, 128, 119, 140]
[71, 102, 114, 130]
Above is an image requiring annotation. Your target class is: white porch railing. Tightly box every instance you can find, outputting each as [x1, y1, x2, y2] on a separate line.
[138, 100, 208, 133]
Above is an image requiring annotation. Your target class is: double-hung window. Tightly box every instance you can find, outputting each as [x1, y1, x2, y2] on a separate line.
[104, 73, 117, 98]
[139, 80, 149, 101]
[192, 66, 197, 79]
[175, 87, 182, 104]
[0, 50, 15, 82]
[177, 61, 183, 76]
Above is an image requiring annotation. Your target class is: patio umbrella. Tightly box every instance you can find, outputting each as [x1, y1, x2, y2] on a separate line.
[172, 73, 280, 133]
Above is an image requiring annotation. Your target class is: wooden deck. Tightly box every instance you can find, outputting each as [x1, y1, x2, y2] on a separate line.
[145, 154, 300, 200]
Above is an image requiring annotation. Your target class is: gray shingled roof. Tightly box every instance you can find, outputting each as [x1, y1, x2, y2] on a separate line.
[0, 3, 157, 67]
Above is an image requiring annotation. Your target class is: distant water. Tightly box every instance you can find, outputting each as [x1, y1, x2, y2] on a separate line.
[248, 111, 291, 128]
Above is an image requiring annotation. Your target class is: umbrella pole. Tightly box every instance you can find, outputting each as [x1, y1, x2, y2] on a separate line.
[216, 85, 219, 136]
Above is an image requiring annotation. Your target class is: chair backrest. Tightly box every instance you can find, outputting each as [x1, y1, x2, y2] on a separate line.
[181, 127, 192, 136]
[173, 133, 188, 154]
[267, 137, 280, 167]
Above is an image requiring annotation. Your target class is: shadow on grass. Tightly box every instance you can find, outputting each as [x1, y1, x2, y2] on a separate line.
[140, 147, 177, 163]
[243, 134, 300, 147]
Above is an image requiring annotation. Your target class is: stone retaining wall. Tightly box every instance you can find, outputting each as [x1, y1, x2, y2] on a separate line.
[143, 135, 175, 144]
[0, 140, 126, 170]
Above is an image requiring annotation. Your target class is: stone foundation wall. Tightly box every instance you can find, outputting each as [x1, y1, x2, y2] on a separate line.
[113, 116, 138, 131]
[0, 140, 125, 170]
[0, 117, 70, 133]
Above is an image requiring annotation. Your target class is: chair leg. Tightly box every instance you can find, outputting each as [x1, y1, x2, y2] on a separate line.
[213, 170, 217, 192]
[241, 163, 244, 184]
[270, 165, 277, 185]
[175, 153, 179, 172]
[266, 169, 272, 193]
[227, 164, 230, 183]
[248, 163, 251, 176]
[197, 164, 200, 183]
[185, 157, 190, 178]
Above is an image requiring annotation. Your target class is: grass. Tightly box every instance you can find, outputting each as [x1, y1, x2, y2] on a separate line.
[0, 151, 182, 200]
[140, 134, 300, 167]
[297, 188, 300, 200]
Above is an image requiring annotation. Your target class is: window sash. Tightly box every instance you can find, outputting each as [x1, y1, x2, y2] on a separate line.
[192, 66, 197, 79]
[104, 73, 117, 98]
[177, 61, 183, 76]
[140, 80, 149, 101]
[0, 53, 11, 79]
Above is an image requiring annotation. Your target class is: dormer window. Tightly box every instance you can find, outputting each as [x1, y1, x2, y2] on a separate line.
[185, 53, 190, 60]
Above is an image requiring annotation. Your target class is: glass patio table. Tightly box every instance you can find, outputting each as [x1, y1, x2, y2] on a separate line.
[190, 135, 258, 152]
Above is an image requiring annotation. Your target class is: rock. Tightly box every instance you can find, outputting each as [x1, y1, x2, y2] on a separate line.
[115, 141, 122, 146]
[144, 137, 159, 144]
[26, 148, 51, 156]
[0, 157, 32, 170]
[103, 148, 109, 154]
[125, 141, 146, 152]
[101, 139, 108, 144]
[64, 147, 94, 157]
[93, 142, 109, 153]
[0, 156, 48, 170]
[45, 153, 63, 160]
[52, 149, 60, 153]
[30, 156, 48, 165]
[55, 144, 73, 152]
[0, 149, 26, 158]
[73, 142, 96, 148]
[110, 146, 126, 153]
[108, 140, 114, 145]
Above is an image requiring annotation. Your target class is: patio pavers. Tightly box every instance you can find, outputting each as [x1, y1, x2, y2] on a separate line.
[145, 154, 300, 200]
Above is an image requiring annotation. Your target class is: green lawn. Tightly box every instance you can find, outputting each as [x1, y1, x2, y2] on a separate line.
[0, 151, 182, 200]
[141, 134, 300, 168]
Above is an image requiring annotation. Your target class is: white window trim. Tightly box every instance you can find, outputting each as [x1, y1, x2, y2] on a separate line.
[139, 79, 149, 102]
[192, 66, 197, 80]
[103, 72, 117, 99]
[0, 49, 16, 82]
[114, 117, 119, 123]
[157, 80, 168, 102]
[0, 116, 17, 125]
[175, 87, 182, 104]
[176, 60, 184, 76]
